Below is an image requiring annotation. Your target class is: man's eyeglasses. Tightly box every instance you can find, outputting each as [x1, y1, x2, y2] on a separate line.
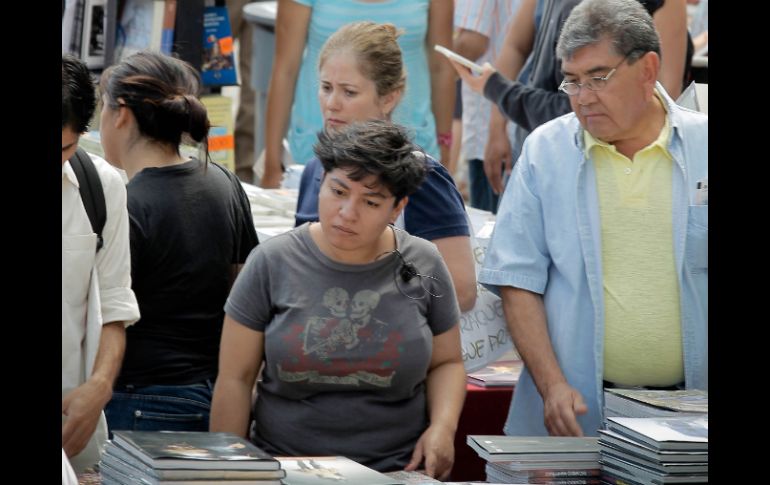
[558, 53, 635, 96]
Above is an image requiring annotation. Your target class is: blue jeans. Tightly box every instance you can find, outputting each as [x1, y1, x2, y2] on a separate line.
[468, 158, 500, 214]
[105, 380, 214, 435]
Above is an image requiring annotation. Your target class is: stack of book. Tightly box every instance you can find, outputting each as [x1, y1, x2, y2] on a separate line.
[466, 359, 523, 387]
[599, 416, 708, 484]
[467, 435, 601, 484]
[240, 184, 298, 241]
[603, 389, 707, 419]
[99, 430, 285, 484]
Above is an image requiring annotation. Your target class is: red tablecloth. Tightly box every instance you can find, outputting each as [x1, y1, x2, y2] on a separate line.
[450, 383, 514, 481]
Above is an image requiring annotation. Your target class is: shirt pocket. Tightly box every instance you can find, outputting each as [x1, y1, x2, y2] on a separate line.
[685, 205, 708, 272]
[62, 233, 97, 305]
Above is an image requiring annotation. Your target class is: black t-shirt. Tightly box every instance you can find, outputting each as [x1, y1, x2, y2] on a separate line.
[117, 159, 258, 387]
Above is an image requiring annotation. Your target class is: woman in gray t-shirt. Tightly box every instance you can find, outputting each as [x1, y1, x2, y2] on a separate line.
[211, 121, 466, 479]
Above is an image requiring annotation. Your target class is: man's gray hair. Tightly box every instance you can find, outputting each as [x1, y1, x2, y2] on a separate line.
[556, 0, 660, 63]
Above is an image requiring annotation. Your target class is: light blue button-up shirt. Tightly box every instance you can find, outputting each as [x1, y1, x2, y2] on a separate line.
[479, 84, 708, 436]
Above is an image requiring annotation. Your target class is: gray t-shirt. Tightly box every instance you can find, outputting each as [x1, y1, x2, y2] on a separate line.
[225, 223, 460, 471]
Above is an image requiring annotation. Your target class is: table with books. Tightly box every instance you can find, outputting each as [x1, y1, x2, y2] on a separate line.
[451, 383, 515, 481]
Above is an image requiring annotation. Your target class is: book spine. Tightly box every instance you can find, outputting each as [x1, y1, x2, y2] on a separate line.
[160, 0, 176, 54]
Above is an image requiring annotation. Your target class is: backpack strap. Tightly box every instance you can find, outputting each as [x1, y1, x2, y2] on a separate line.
[69, 148, 106, 252]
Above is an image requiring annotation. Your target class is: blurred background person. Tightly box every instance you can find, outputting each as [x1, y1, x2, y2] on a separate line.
[261, 0, 455, 188]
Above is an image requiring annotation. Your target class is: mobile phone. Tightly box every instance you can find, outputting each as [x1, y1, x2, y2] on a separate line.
[434, 45, 484, 74]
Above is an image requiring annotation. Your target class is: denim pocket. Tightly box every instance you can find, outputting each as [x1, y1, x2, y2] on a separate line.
[106, 385, 212, 433]
[686, 205, 708, 271]
[132, 409, 208, 431]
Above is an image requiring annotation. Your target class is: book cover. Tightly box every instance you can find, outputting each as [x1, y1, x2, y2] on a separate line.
[201, 94, 235, 172]
[600, 456, 708, 484]
[467, 435, 600, 462]
[466, 359, 523, 387]
[160, 0, 177, 54]
[604, 416, 708, 452]
[598, 430, 708, 463]
[102, 445, 286, 481]
[599, 449, 708, 475]
[110, 431, 280, 470]
[115, 0, 158, 62]
[278, 456, 404, 485]
[604, 389, 707, 417]
[491, 459, 603, 472]
[384, 470, 442, 484]
[385, 470, 444, 485]
[201, 6, 237, 86]
[81, 0, 107, 68]
[486, 463, 601, 484]
[486, 462, 601, 479]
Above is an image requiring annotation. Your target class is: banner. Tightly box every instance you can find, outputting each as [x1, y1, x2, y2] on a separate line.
[460, 210, 517, 372]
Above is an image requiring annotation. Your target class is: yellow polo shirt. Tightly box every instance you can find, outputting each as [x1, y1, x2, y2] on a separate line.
[586, 94, 683, 386]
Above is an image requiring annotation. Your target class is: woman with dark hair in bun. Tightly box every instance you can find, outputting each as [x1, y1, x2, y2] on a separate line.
[98, 51, 258, 433]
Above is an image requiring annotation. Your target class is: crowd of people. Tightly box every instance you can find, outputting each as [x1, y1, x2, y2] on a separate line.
[62, 0, 707, 480]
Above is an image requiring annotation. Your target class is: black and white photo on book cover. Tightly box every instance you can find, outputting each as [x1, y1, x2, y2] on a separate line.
[81, 0, 107, 68]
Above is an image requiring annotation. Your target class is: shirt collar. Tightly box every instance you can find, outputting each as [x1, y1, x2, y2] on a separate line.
[62, 160, 80, 187]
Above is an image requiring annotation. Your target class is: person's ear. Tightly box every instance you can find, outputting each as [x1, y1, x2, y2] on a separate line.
[390, 196, 408, 223]
[381, 88, 403, 119]
[639, 51, 660, 88]
[114, 98, 133, 129]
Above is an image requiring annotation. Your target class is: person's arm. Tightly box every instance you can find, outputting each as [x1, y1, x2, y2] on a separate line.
[499, 286, 586, 436]
[210, 315, 264, 437]
[652, 0, 687, 98]
[453, 29, 489, 63]
[405, 325, 466, 479]
[262, 0, 312, 188]
[482, 0, 537, 193]
[432, 235, 476, 312]
[449, 0, 538, 193]
[426, 0, 455, 168]
[62, 321, 125, 457]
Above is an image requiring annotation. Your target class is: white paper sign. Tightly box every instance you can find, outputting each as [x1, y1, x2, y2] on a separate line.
[460, 209, 517, 372]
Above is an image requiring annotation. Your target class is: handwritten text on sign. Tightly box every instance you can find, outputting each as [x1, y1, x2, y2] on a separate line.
[459, 214, 517, 372]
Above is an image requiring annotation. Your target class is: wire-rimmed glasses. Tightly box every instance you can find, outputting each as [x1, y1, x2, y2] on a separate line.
[558, 53, 636, 96]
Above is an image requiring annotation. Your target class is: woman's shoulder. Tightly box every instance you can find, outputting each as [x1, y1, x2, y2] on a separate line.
[395, 227, 442, 258]
[256, 224, 309, 255]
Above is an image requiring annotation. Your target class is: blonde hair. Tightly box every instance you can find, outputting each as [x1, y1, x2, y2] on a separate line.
[318, 21, 406, 97]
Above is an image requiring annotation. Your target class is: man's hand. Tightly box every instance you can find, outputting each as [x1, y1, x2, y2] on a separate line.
[404, 424, 455, 480]
[542, 381, 588, 437]
[61, 378, 111, 458]
[483, 110, 513, 194]
[447, 60, 496, 95]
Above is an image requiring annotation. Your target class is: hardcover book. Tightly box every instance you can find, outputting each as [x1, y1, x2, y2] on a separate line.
[110, 430, 281, 470]
[101, 445, 286, 481]
[486, 462, 602, 484]
[201, 6, 237, 86]
[100, 458, 282, 485]
[467, 435, 600, 462]
[278, 456, 404, 485]
[600, 456, 708, 484]
[604, 389, 707, 418]
[384, 470, 442, 484]
[604, 416, 708, 452]
[466, 359, 523, 387]
[599, 449, 708, 475]
[598, 429, 708, 463]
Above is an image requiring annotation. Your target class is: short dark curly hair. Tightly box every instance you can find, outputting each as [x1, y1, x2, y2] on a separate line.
[62, 54, 96, 133]
[314, 120, 428, 204]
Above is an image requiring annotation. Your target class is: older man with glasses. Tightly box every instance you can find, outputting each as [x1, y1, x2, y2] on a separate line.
[472, 0, 708, 437]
